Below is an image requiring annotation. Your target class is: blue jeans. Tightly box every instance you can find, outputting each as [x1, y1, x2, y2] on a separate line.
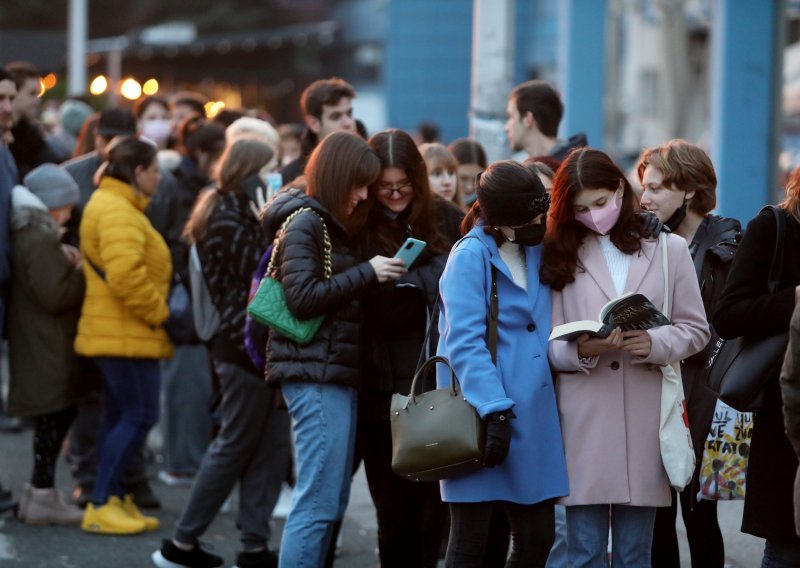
[545, 504, 568, 568]
[566, 504, 656, 568]
[91, 357, 160, 504]
[762, 539, 800, 567]
[279, 381, 357, 568]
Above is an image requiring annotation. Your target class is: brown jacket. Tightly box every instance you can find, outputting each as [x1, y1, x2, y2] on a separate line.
[781, 300, 800, 536]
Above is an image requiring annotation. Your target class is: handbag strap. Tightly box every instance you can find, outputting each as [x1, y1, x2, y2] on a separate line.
[763, 205, 786, 294]
[660, 232, 670, 318]
[414, 264, 499, 374]
[267, 207, 332, 280]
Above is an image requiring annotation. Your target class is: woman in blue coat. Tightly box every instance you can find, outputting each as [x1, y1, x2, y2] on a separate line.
[437, 160, 568, 567]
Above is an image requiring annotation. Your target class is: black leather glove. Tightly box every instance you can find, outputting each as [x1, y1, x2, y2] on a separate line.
[640, 210, 670, 238]
[483, 410, 515, 468]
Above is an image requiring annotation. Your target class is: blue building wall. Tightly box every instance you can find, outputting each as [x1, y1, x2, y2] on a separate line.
[385, 0, 473, 142]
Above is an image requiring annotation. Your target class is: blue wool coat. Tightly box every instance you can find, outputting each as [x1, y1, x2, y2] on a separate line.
[436, 227, 569, 504]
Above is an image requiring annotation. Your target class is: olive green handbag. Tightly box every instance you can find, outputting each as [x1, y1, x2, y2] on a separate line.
[246, 208, 332, 346]
[389, 267, 498, 482]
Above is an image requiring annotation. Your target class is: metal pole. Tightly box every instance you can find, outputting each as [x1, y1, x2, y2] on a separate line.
[67, 0, 88, 96]
[469, 0, 515, 162]
[107, 48, 121, 107]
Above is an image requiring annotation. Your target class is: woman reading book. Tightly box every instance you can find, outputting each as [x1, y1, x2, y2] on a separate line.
[541, 147, 709, 567]
[437, 160, 568, 566]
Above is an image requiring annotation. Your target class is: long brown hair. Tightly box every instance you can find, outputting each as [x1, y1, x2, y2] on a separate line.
[782, 166, 800, 223]
[541, 148, 645, 290]
[305, 131, 381, 234]
[366, 129, 450, 254]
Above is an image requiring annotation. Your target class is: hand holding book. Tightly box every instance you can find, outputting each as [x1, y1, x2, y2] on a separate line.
[576, 328, 653, 358]
[549, 292, 671, 342]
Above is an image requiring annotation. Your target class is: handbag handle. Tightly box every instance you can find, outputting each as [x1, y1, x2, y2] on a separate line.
[267, 207, 332, 280]
[408, 355, 458, 403]
[414, 265, 499, 374]
[660, 232, 670, 318]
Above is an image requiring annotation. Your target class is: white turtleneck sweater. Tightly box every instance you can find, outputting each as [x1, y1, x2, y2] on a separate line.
[597, 234, 630, 296]
[498, 241, 527, 290]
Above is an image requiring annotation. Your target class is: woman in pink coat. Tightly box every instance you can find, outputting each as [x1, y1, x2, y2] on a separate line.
[541, 148, 709, 567]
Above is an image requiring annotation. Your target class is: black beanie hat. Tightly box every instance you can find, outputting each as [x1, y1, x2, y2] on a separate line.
[477, 161, 550, 227]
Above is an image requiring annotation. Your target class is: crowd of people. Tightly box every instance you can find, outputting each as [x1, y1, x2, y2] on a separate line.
[0, 58, 799, 568]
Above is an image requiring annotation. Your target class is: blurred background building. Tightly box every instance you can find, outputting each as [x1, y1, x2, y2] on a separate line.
[1, 0, 798, 220]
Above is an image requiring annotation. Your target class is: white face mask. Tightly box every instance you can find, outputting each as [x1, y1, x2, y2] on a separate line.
[140, 119, 172, 146]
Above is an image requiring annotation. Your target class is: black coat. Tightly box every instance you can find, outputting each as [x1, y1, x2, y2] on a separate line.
[200, 188, 265, 373]
[262, 188, 377, 388]
[360, 199, 464, 397]
[683, 215, 741, 467]
[714, 207, 800, 543]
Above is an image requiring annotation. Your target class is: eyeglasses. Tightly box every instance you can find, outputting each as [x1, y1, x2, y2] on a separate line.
[375, 181, 413, 196]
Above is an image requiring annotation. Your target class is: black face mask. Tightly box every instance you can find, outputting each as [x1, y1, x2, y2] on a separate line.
[664, 201, 688, 232]
[510, 220, 547, 246]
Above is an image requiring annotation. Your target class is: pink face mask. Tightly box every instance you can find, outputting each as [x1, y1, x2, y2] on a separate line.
[575, 187, 623, 235]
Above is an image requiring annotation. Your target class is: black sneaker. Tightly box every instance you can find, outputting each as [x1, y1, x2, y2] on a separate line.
[126, 480, 161, 509]
[233, 549, 278, 568]
[151, 539, 223, 568]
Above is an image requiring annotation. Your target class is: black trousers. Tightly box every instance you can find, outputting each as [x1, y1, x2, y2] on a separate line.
[651, 486, 724, 568]
[446, 500, 555, 568]
[359, 391, 449, 568]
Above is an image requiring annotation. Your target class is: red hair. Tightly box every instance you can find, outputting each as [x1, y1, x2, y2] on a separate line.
[541, 148, 645, 290]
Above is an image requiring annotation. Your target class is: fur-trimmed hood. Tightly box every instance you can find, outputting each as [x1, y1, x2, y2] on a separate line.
[10, 185, 57, 233]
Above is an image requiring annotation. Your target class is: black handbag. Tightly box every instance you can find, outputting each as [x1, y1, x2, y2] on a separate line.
[389, 267, 499, 482]
[706, 206, 789, 412]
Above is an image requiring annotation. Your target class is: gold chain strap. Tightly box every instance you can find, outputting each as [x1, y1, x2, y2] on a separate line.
[267, 208, 332, 279]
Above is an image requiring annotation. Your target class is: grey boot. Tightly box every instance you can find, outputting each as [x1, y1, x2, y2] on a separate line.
[19, 483, 83, 525]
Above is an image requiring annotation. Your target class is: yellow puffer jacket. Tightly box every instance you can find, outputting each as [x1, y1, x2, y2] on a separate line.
[75, 176, 173, 359]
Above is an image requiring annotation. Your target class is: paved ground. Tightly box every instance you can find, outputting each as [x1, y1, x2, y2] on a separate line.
[0, 423, 767, 568]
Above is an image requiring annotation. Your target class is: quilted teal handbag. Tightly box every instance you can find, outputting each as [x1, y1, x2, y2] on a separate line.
[246, 208, 332, 345]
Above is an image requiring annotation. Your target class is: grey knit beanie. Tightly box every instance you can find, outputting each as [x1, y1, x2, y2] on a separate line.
[24, 164, 80, 209]
[60, 99, 94, 137]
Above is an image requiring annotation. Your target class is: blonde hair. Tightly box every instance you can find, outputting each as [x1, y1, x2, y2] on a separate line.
[419, 142, 463, 207]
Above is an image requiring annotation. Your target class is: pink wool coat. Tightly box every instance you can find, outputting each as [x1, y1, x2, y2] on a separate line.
[549, 234, 710, 507]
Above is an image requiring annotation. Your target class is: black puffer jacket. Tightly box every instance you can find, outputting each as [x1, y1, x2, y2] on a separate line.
[262, 188, 377, 388]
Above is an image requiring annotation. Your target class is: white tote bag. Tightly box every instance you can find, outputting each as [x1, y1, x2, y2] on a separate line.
[658, 233, 696, 491]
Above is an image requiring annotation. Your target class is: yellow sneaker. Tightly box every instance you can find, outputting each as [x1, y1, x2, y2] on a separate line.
[122, 494, 159, 531]
[81, 496, 146, 535]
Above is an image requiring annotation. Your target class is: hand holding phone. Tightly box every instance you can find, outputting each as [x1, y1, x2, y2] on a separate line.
[394, 238, 427, 269]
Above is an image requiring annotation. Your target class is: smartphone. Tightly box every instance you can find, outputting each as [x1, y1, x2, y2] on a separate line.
[265, 172, 283, 200]
[394, 238, 427, 269]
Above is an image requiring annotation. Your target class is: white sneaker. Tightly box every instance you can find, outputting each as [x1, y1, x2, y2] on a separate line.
[272, 484, 293, 519]
[157, 470, 195, 488]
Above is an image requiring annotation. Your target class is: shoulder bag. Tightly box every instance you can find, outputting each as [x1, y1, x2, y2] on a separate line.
[246, 208, 331, 346]
[389, 266, 498, 482]
[83, 249, 193, 344]
[706, 205, 789, 412]
[658, 232, 696, 491]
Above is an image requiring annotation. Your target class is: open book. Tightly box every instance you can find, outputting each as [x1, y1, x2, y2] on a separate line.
[549, 292, 671, 341]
